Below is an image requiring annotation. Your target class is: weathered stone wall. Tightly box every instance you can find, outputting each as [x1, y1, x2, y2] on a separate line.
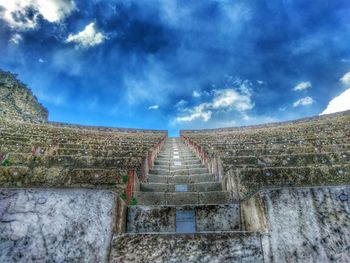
[0, 69, 48, 123]
[0, 188, 116, 263]
[242, 186, 350, 263]
[110, 233, 264, 263]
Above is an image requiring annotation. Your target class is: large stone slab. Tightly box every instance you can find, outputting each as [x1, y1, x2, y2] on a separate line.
[0, 188, 116, 263]
[242, 185, 350, 263]
[110, 232, 263, 263]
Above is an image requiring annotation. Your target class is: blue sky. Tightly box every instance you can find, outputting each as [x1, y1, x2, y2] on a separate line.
[1, 0, 350, 136]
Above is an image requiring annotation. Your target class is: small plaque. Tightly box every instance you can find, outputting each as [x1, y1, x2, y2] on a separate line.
[174, 155, 180, 159]
[174, 161, 182, 166]
[174, 151, 179, 154]
[176, 210, 195, 233]
[175, 184, 188, 192]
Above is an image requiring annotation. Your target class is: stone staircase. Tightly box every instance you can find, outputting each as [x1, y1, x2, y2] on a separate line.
[109, 138, 264, 262]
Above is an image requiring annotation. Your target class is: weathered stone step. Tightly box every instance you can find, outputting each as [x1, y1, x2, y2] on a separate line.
[133, 191, 232, 205]
[149, 167, 209, 175]
[153, 163, 204, 170]
[140, 182, 222, 192]
[127, 204, 240, 233]
[157, 156, 199, 161]
[158, 151, 195, 158]
[221, 151, 350, 168]
[154, 159, 201, 165]
[159, 149, 193, 152]
[147, 173, 214, 183]
[109, 232, 264, 263]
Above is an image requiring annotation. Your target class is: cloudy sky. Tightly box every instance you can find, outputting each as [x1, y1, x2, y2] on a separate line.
[1, 0, 350, 136]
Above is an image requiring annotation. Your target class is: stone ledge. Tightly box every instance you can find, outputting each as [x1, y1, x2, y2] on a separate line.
[110, 232, 264, 263]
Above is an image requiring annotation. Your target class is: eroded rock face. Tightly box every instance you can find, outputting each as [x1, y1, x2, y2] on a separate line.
[0, 188, 116, 263]
[0, 69, 48, 123]
[243, 186, 350, 263]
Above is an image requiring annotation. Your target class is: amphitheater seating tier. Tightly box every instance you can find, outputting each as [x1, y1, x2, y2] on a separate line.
[0, 119, 167, 189]
[181, 111, 350, 198]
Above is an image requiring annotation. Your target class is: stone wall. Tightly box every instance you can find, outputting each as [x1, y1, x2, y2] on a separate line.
[241, 186, 350, 262]
[0, 69, 48, 123]
[110, 233, 264, 263]
[0, 188, 116, 263]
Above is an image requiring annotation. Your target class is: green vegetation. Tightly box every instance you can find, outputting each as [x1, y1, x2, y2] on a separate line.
[120, 192, 127, 200]
[1, 159, 9, 167]
[122, 175, 129, 184]
[129, 197, 137, 206]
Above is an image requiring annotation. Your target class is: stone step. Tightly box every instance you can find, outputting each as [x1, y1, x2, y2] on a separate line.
[158, 149, 194, 153]
[127, 204, 240, 233]
[156, 157, 199, 162]
[149, 167, 209, 176]
[140, 182, 222, 192]
[154, 159, 201, 165]
[146, 173, 214, 184]
[109, 233, 264, 263]
[133, 191, 232, 205]
[155, 158, 199, 163]
[158, 153, 195, 158]
[153, 163, 204, 170]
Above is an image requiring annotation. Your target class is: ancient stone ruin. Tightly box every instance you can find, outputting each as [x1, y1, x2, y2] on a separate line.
[1, 70, 349, 262]
[0, 70, 48, 123]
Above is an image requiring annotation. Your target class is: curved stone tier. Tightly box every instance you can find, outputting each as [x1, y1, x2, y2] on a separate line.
[0, 118, 167, 189]
[181, 111, 350, 199]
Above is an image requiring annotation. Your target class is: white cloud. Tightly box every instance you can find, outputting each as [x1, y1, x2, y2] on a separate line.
[148, 105, 159, 110]
[293, 96, 314, 107]
[340, 71, 350, 86]
[176, 82, 254, 123]
[175, 99, 187, 110]
[212, 89, 253, 111]
[176, 103, 212, 122]
[293, 81, 312, 91]
[320, 71, 350, 115]
[192, 90, 201, 98]
[38, 58, 44, 63]
[320, 88, 350, 115]
[37, 0, 75, 23]
[0, 0, 75, 30]
[9, 33, 22, 44]
[65, 23, 107, 48]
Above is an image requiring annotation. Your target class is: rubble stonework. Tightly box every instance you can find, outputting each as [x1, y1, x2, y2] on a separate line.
[0, 70, 48, 123]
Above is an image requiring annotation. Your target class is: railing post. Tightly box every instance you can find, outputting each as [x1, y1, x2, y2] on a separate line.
[126, 169, 135, 204]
